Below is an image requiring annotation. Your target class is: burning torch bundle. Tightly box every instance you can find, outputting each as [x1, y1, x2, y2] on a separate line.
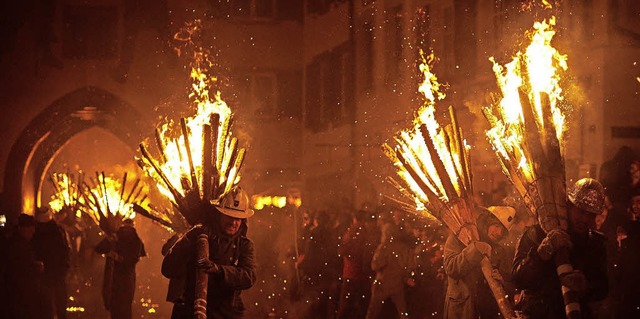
[138, 24, 245, 226]
[384, 52, 515, 319]
[482, 17, 580, 318]
[80, 172, 149, 234]
[49, 172, 83, 215]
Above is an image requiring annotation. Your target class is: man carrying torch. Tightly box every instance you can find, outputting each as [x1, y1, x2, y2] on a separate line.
[162, 187, 256, 319]
[512, 178, 608, 318]
[443, 206, 515, 319]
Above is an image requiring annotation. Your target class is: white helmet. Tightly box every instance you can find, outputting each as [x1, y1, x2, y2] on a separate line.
[216, 187, 254, 219]
[487, 206, 516, 230]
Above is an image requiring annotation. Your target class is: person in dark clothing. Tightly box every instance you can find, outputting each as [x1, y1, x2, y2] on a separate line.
[6, 214, 44, 319]
[613, 189, 640, 318]
[33, 207, 70, 319]
[95, 218, 147, 319]
[337, 210, 376, 319]
[162, 188, 257, 319]
[407, 225, 446, 319]
[443, 206, 514, 319]
[513, 178, 609, 319]
[366, 215, 417, 319]
[162, 233, 187, 308]
[296, 210, 341, 319]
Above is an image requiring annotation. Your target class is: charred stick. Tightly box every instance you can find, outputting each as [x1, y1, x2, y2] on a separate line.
[195, 234, 209, 319]
[419, 124, 458, 200]
[180, 118, 199, 193]
[139, 144, 188, 211]
[202, 124, 213, 202]
[155, 127, 168, 163]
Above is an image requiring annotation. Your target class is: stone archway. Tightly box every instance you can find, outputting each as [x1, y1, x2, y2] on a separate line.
[3, 86, 148, 217]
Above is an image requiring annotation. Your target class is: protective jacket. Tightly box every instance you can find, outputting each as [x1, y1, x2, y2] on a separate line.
[162, 220, 256, 319]
[512, 224, 608, 318]
[443, 211, 509, 319]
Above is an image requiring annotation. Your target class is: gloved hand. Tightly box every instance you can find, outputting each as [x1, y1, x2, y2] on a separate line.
[491, 268, 504, 285]
[537, 229, 572, 261]
[474, 241, 493, 257]
[196, 258, 220, 274]
[560, 270, 588, 297]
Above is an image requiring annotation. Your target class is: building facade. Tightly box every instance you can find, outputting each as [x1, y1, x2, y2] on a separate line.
[0, 0, 638, 216]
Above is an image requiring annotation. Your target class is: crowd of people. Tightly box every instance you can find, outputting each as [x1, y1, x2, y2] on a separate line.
[2, 146, 640, 319]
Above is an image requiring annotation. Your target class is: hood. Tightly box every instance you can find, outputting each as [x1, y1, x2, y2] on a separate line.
[476, 208, 502, 244]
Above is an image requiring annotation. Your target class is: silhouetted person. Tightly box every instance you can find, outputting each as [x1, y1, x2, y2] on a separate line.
[95, 218, 146, 319]
[296, 210, 341, 319]
[407, 226, 446, 319]
[7, 214, 44, 319]
[162, 233, 187, 311]
[365, 214, 416, 319]
[613, 189, 640, 318]
[162, 188, 256, 319]
[513, 178, 609, 318]
[33, 207, 70, 319]
[337, 210, 376, 319]
[600, 146, 638, 225]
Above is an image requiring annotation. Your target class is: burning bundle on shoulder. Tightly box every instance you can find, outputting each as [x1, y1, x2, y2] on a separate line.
[383, 51, 516, 319]
[80, 172, 149, 234]
[137, 23, 245, 226]
[482, 17, 582, 319]
[49, 172, 83, 220]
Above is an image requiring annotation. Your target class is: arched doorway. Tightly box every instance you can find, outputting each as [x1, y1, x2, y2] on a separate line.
[3, 86, 148, 217]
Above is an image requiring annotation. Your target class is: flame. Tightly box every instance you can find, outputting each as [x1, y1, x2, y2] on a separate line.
[484, 18, 567, 190]
[385, 51, 472, 212]
[154, 89, 233, 200]
[79, 172, 149, 230]
[139, 22, 244, 208]
[49, 173, 81, 213]
[252, 195, 288, 210]
[83, 176, 138, 222]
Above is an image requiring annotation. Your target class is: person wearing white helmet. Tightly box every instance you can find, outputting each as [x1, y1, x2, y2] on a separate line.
[513, 178, 609, 319]
[162, 187, 257, 319]
[442, 206, 514, 319]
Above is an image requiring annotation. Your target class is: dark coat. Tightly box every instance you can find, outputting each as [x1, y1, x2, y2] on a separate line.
[95, 225, 146, 318]
[614, 220, 640, 317]
[443, 212, 508, 319]
[162, 221, 256, 319]
[512, 224, 608, 319]
[6, 235, 42, 318]
[33, 220, 70, 278]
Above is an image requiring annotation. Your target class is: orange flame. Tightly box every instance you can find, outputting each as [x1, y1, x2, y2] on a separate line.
[49, 173, 80, 214]
[385, 51, 472, 212]
[140, 23, 244, 208]
[484, 17, 568, 195]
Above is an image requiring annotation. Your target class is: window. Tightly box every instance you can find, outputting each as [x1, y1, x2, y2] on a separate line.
[235, 73, 278, 118]
[305, 44, 353, 131]
[443, 6, 455, 76]
[62, 5, 118, 59]
[209, 0, 276, 19]
[307, 0, 343, 15]
[362, 18, 374, 91]
[385, 5, 403, 84]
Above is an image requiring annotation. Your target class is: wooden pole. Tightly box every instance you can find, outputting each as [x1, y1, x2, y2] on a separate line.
[195, 234, 209, 319]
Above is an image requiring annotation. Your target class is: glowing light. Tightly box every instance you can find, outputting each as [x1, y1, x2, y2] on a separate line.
[139, 21, 245, 212]
[252, 195, 289, 210]
[384, 51, 471, 212]
[483, 17, 568, 198]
